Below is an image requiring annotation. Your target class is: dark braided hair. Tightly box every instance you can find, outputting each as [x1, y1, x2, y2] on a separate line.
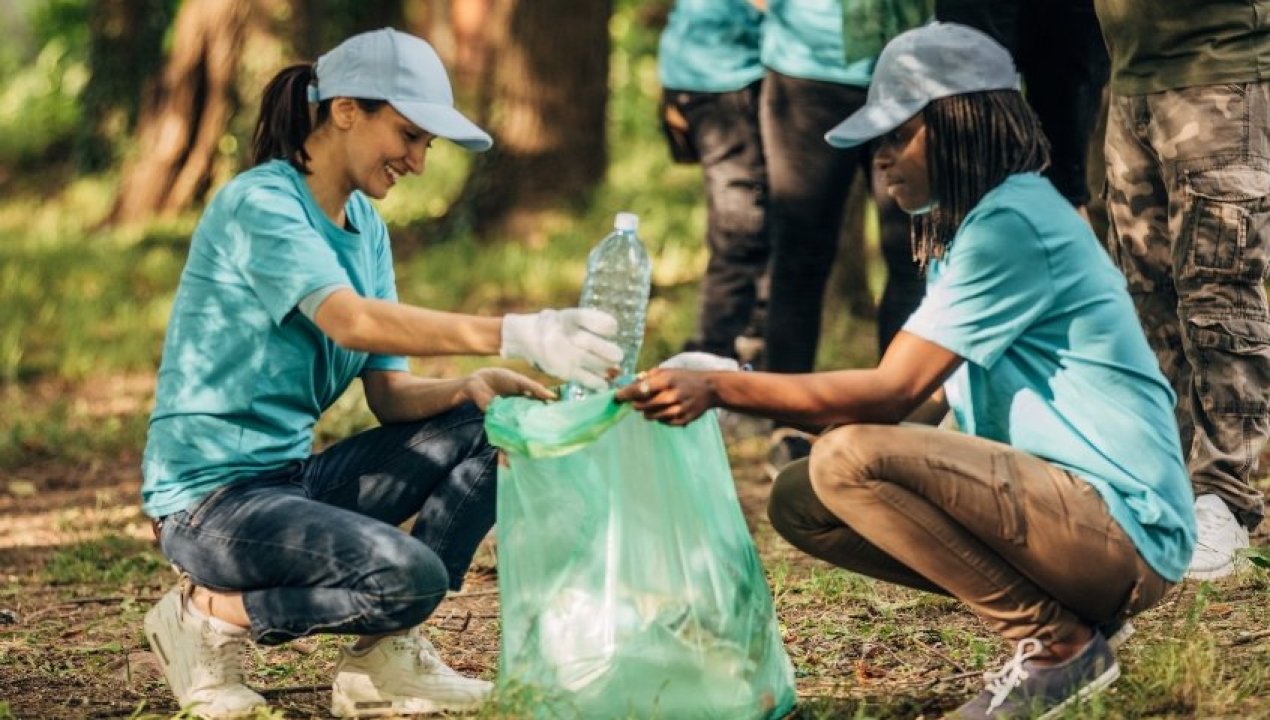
[911, 89, 1050, 269]
[250, 63, 387, 173]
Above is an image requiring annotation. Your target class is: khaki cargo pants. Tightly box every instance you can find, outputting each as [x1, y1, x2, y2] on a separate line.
[768, 424, 1170, 645]
[1104, 81, 1270, 529]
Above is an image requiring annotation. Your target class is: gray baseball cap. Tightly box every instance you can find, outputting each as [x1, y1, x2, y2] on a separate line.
[308, 28, 492, 151]
[825, 22, 1019, 149]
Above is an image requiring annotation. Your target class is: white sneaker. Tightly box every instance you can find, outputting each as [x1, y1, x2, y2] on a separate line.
[331, 629, 492, 717]
[1186, 494, 1250, 580]
[143, 587, 266, 719]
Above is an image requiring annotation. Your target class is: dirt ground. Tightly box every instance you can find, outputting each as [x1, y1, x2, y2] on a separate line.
[1, 436, 1268, 719]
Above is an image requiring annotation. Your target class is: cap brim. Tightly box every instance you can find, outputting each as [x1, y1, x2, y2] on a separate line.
[825, 99, 925, 149]
[392, 101, 493, 152]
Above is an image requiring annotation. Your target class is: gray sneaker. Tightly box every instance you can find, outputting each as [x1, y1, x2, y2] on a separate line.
[948, 633, 1119, 720]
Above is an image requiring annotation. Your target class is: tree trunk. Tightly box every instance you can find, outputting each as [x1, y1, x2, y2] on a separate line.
[77, 0, 173, 172]
[444, 0, 613, 240]
[107, 0, 251, 226]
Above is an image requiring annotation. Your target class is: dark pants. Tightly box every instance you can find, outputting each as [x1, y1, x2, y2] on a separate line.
[668, 81, 770, 357]
[937, 0, 1110, 206]
[156, 403, 497, 645]
[760, 71, 924, 375]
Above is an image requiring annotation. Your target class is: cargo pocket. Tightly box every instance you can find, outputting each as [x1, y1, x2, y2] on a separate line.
[1181, 164, 1270, 281]
[990, 452, 1028, 546]
[1186, 315, 1270, 416]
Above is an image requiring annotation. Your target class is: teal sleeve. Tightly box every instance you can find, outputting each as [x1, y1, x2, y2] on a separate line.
[903, 208, 1056, 368]
[227, 187, 353, 326]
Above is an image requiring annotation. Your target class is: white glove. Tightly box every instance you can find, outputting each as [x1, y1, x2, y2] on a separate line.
[659, 351, 740, 371]
[501, 308, 623, 390]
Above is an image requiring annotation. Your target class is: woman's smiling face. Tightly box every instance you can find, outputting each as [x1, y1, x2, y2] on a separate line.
[872, 114, 932, 215]
[334, 100, 434, 200]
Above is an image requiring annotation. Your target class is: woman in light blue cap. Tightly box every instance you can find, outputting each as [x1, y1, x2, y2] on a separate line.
[140, 28, 621, 719]
[620, 22, 1195, 719]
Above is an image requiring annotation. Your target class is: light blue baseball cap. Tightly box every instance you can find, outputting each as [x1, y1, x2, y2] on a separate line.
[309, 28, 493, 151]
[825, 22, 1020, 149]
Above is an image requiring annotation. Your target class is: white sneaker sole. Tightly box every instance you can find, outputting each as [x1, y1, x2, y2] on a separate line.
[1185, 556, 1248, 581]
[331, 692, 484, 718]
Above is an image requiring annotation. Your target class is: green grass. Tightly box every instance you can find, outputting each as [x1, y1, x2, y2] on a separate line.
[44, 535, 166, 587]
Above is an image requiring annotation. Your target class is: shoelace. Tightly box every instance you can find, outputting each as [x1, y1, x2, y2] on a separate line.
[983, 638, 1044, 714]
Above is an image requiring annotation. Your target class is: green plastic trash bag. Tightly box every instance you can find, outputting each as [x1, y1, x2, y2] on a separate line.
[485, 390, 796, 719]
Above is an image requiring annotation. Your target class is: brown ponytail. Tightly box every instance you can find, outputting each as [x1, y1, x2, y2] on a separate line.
[250, 63, 317, 172]
[250, 63, 392, 173]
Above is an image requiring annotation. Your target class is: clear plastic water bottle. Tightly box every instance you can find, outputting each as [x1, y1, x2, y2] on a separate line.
[566, 212, 651, 399]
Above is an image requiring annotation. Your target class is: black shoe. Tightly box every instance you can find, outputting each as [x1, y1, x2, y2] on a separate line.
[764, 428, 814, 481]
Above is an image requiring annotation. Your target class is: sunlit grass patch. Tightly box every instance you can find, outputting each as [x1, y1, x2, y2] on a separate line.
[44, 534, 165, 587]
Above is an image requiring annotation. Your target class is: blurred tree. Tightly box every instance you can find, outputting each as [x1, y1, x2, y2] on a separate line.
[107, 0, 252, 225]
[288, 0, 403, 59]
[444, 0, 614, 240]
[77, 0, 174, 171]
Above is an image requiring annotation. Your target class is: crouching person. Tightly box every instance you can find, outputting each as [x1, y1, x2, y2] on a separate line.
[619, 23, 1195, 719]
[140, 28, 620, 719]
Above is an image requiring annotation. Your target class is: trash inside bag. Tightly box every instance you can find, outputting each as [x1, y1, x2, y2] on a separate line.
[486, 391, 796, 719]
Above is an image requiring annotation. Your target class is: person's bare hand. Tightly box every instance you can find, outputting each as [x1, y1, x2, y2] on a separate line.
[614, 368, 715, 426]
[463, 367, 555, 410]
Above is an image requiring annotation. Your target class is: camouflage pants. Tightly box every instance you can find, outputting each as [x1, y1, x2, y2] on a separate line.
[1104, 81, 1270, 529]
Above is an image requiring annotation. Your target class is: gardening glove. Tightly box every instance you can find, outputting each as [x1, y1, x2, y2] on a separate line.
[659, 351, 741, 371]
[501, 308, 623, 391]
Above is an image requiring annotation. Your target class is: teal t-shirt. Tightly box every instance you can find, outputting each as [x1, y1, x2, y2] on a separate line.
[141, 160, 409, 518]
[658, 0, 765, 93]
[761, 0, 875, 87]
[903, 173, 1196, 582]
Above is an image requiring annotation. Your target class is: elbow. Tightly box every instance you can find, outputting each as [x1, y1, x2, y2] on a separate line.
[323, 309, 375, 352]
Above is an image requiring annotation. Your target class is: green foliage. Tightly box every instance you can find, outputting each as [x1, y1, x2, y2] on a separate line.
[0, 38, 86, 166]
[44, 535, 166, 587]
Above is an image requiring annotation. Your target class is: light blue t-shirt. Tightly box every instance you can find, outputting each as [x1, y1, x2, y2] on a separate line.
[658, 0, 765, 93]
[141, 160, 409, 518]
[761, 0, 874, 87]
[903, 173, 1196, 582]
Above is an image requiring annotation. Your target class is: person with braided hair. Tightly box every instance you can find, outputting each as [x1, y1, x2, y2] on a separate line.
[618, 23, 1194, 719]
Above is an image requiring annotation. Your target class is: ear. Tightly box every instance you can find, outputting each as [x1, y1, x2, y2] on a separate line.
[328, 97, 360, 130]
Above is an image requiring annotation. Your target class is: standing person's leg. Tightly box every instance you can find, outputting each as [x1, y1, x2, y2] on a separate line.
[677, 82, 769, 358]
[1153, 83, 1270, 570]
[1107, 83, 1269, 578]
[1016, 0, 1109, 210]
[759, 71, 867, 375]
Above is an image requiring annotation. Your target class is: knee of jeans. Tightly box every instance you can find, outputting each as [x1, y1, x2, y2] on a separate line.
[373, 543, 449, 627]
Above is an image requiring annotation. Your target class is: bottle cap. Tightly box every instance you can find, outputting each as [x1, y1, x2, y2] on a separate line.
[614, 212, 639, 232]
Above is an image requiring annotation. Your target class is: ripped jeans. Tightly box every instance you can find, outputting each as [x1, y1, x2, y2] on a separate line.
[156, 403, 497, 645]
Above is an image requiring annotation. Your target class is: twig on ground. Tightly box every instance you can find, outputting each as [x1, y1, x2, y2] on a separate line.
[909, 634, 967, 674]
[1229, 628, 1270, 646]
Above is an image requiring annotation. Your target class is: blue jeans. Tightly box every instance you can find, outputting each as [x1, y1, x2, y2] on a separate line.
[156, 403, 497, 645]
